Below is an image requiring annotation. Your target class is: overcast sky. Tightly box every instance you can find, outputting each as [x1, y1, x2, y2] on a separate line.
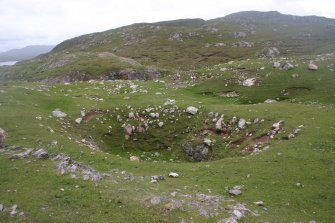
[0, 0, 334, 52]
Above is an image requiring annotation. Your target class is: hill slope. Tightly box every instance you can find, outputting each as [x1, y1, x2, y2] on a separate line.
[0, 11, 334, 82]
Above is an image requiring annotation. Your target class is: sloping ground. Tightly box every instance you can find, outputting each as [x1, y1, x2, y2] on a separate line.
[1, 11, 335, 82]
[0, 54, 334, 222]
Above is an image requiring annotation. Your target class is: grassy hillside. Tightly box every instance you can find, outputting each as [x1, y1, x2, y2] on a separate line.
[0, 11, 334, 223]
[0, 52, 334, 222]
[1, 11, 334, 82]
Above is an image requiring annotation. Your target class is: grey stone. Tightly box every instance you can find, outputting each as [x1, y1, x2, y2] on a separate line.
[33, 149, 49, 159]
[232, 209, 243, 220]
[242, 78, 256, 87]
[186, 106, 198, 115]
[182, 142, 210, 161]
[10, 204, 17, 217]
[11, 148, 33, 159]
[124, 124, 133, 136]
[264, 99, 277, 104]
[281, 62, 294, 70]
[263, 47, 280, 58]
[150, 196, 162, 205]
[273, 61, 281, 68]
[229, 188, 242, 196]
[238, 119, 246, 129]
[308, 63, 318, 71]
[0, 204, 4, 212]
[203, 138, 212, 146]
[52, 109, 67, 118]
[215, 117, 224, 131]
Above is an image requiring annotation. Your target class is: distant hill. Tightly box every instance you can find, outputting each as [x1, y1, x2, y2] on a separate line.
[0, 45, 54, 62]
[0, 11, 335, 82]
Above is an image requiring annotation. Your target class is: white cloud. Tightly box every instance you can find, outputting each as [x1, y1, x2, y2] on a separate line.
[0, 0, 334, 52]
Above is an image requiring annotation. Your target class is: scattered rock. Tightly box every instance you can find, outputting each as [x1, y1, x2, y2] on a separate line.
[215, 117, 224, 131]
[264, 99, 277, 104]
[233, 31, 247, 38]
[238, 119, 246, 129]
[75, 117, 82, 124]
[291, 73, 300, 78]
[182, 142, 209, 161]
[219, 91, 240, 97]
[128, 112, 135, 119]
[10, 204, 18, 217]
[263, 47, 280, 58]
[158, 122, 164, 128]
[32, 149, 49, 159]
[203, 138, 212, 146]
[218, 217, 238, 223]
[52, 109, 67, 118]
[11, 148, 33, 159]
[150, 196, 162, 205]
[281, 62, 294, 70]
[124, 124, 133, 137]
[149, 113, 159, 118]
[150, 175, 165, 183]
[308, 63, 318, 71]
[164, 199, 183, 211]
[273, 61, 281, 68]
[229, 185, 243, 196]
[136, 126, 145, 133]
[130, 156, 140, 162]
[168, 172, 179, 178]
[232, 209, 243, 220]
[164, 99, 176, 106]
[242, 78, 257, 87]
[254, 201, 264, 206]
[186, 106, 198, 115]
[0, 204, 3, 212]
[54, 154, 102, 181]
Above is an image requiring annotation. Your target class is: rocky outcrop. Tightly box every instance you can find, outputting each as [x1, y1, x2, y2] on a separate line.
[42, 71, 92, 84]
[182, 142, 210, 161]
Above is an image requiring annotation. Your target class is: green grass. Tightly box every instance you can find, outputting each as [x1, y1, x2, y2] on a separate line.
[0, 54, 335, 222]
